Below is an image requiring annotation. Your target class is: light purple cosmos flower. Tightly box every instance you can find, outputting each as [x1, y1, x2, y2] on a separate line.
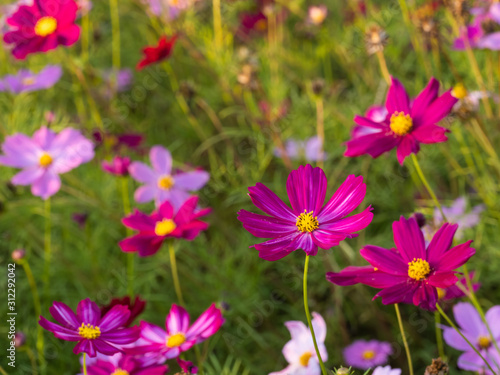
[343, 340, 392, 370]
[129, 145, 209, 210]
[143, 0, 192, 20]
[372, 366, 401, 375]
[454, 3, 500, 50]
[39, 298, 140, 357]
[269, 312, 328, 375]
[274, 136, 326, 162]
[443, 302, 500, 374]
[102, 68, 133, 96]
[238, 164, 373, 261]
[0, 65, 62, 94]
[0, 126, 94, 200]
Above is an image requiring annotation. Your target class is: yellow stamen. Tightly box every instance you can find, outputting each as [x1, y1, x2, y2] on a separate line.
[408, 258, 431, 281]
[362, 350, 375, 360]
[111, 370, 129, 375]
[22, 77, 36, 86]
[166, 332, 186, 348]
[34, 16, 57, 37]
[78, 323, 101, 339]
[437, 287, 446, 300]
[296, 210, 319, 233]
[452, 83, 468, 100]
[299, 352, 313, 367]
[154, 219, 176, 236]
[478, 336, 491, 349]
[390, 112, 413, 136]
[157, 175, 174, 190]
[39, 153, 53, 167]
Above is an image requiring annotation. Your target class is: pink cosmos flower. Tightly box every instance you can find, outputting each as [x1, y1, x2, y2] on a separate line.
[237, 164, 373, 261]
[129, 304, 224, 359]
[454, 3, 500, 50]
[343, 340, 392, 370]
[119, 196, 211, 257]
[102, 156, 131, 176]
[345, 77, 458, 165]
[39, 298, 140, 357]
[129, 145, 209, 210]
[177, 358, 198, 374]
[85, 352, 169, 375]
[327, 216, 476, 311]
[0, 126, 94, 200]
[269, 312, 328, 375]
[3, 0, 81, 59]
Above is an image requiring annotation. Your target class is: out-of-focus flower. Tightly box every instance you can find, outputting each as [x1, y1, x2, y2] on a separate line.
[307, 5, 327, 25]
[451, 83, 493, 118]
[438, 272, 480, 301]
[120, 196, 211, 257]
[76, 0, 92, 16]
[327, 216, 475, 311]
[365, 25, 388, 55]
[274, 136, 326, 162]
[269, 312, 328, 375]
[83, 351, 169, 375]
[0, 65, 62, 94]
[129, 304, 224, 359]
[177, 358, 198, 374]
[11, 249, 26, 261]
[345, 77, 457, 165]
[137, 35, 177, 70]
[3, 0, 80, 59]
[0, 0, 32, 32]
[44, 111, 55, 124]
[39, 298, 140, 357]
[92, 131, 144, 152]
[454, 3, 500, 50]
[239, 11, 268, 36]
[258, 100, 289, 125]
[129, 145, 209, 209]
[443, 0, 469, 21]
[72, 212, 88, 229]
[100, 296, 147, 327]
[102, 156, 131, 177]
[238, 164, 373, 261]
[413, 3, 440, 49]
[14, 332, 26, 347]
[101, 69, 133, 97]
[144, 0, 193, 20]
[0, 127, 94, 200]
[442, 302, 500, 374]
[373, 366, 401, 375]
[343, 340, 392, 370]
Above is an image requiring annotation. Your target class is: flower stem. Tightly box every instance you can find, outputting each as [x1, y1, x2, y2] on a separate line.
[303, 255, 328, 375]
[212, 0, 223, 50]
[83, 353, 88, 375]
[120, 177, 134, 298]
[434, 311, 445, 360]
[394, 304, 414, 375]
[375, 50, 391, 85]
[169, 242, 185, 306]
[315, 96, 325, 169]
[42, 198, 51, 295]
[436, 304, 496, 374]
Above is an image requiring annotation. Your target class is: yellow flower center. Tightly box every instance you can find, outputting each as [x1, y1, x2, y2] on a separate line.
[34, 16, 58, 37]
[157, 175, 174, 190]
[452, 83, 468, 100]
[78, 323, 101, 339]
[299, 351, 313, 367]
[154, 219, 176, 236]
[255, 19, 268, 31]
[437, 287, 446, 300]
[111, 370, 130, 375]
[22, 77, 36, 86]
[39, 153, 53, 167]
[390, 112, 413, 136]
[296, 210, 319, 233]
[362, 350, 375, 360]
[408, 258, 431, 281]
[166, 333, 186, 348]
[478, 336, 491, 349]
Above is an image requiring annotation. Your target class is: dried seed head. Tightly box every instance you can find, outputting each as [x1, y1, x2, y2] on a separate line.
[311, 78, 325, 96]
[335, 367, 352, 375]
[365, 25, 388, 55]
[425, 358, 450, 375]
[414, 4, 440, 41]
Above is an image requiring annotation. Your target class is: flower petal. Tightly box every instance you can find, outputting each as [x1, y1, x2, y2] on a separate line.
[360, 245, 407, 275]
[129, 162, 158, 184]
[174, 171, 210, 191]
[411, 78, 439, 123]
[386, 77, 411, 115]
[286, 164, 327, 214]
[237, 210, 296, 238]
[248, 183, 296, 221]
[432, 240, 475, 272]
[49, 301, 79, 329]
[150, 146, 172, 174]
[427, 223, 458, 265]
[392, 216, 426, 263]
[77, 298, 101, 326]
[98, 305, 131, 332]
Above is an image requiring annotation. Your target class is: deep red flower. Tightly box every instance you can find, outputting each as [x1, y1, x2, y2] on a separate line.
[136, 35, 177, 70]
[100, 296, 146, 327]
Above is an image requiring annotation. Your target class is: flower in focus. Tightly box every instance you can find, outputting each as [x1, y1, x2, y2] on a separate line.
[137, 35, 177, 70]
[307, 5, 328, 25]
[372, 365, 401, 375]
[274, 136, 326, 162]
[238, 164, 373, 261]
[130, 304, 224, 359]
[327, 216, 475, 310]
[100, 296, 147, 327]
[269, 312, 328, 375]
[0, 65, 62, 94]
[0, 126, 94, 200]
[345, 77, 457, 165]
[177, 358, 198, 374]
[437, 272, 480, 301]
[343, 340, 392, 370]
[39, 298, 140, 357]
[102, 156, 131, 177]
[454, 3, 500, 50]
[85, 351, 169, 374]
[442, 302, 500, 374]
[129, 145, 209, 209]
[3, 0, 80, 59]
[120, 196, 211, 257]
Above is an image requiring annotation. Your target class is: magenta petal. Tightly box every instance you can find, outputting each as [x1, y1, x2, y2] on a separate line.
[432, 240, 475, 271]
[427, 272, 458, 288]
[174, 171, 210, 191]
[248, 183, 296, 221]
[344, 131, 399, 159]
[386, 77, 411, 115]
[166, 304, 190, 335]
[254, 232, 298, 261]
[396, 135, 419, 165]
[99, 327, 140, 344]
[33, 126, 57, 149]
[186, 304, 224, 343]
[39, 317, 81, 341]
[412, 283, 438, 310]
[311, 229, 347, 249]
[412, 124, 449, 144]
[119, 235, 163, 257]
[411, 78, 439, 122]
[49, 301, 80, 329]
[77, 298, 101, 326]
[150, 146, 172, 174]
[139, 321, 166, 344]
[392, 216, 426, 262]
[320, 206, 373, 234]
[375, 282, 417, 305]
[73, 339, 97, 357]
[98, 305, 131, 332]
[360, 245, 407, 275]
[122, 210, 156, 231]
[158, 200, 175, 219]
[290, 232, 318, 256]
[237, 210, 296, 238]
[417, 90, 458, 128]
[92, 339, 121, 356]
[286, 164, 327, 214]
[426, 223, 458, 265]
[326, 266, 375, 286]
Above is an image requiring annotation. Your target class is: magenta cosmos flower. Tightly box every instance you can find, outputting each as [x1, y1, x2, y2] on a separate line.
[345, 77, 458, 164]
[39, 298, 140, 357]
[84, 351, 169, 375]
[237, 164, 373, 261]
[130, 304, 224, 359]
[120, 196, 211, 257]
[343, 340, 392, 370]
[102, 156, 131, 176]
[3, 0, 81, 59]
[327, 216, 475, 310]
[129, 145, 209, 210]
[0, 126, 94, 199]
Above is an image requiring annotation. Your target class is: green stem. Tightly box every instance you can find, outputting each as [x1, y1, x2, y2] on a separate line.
[169, 242, 185, 306]
[434, 311, 445, 360]
[303, 256, 328, 375]
[42, 198, 51, 294]
[83, 353, 88, 375]
[212, 0, 222, 50]
[394, 304, 414, 375]
[436, 304, 496, 374]
[120, 177, 134, 298]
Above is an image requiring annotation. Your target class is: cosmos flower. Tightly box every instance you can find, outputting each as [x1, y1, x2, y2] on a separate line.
[238, 11, 268, 36]
[343, 340, 392, 370]
[144, 0, 193, 20]
[100, 296, 147, 327]
[39, 298, 140, 357]
[438, 272, 480, 302]
[274, 136, 326, 162]
[0, 126, 94, 200]
[85, 352, 169, 375]
[0, 65, 62, 94]
[307, 5, 328, 25]
[101, 69, 133, 97]
[3, 0, 80, 59]
[454, 3, 500, 50]
[129, 304, 224, 359]
[102, 156, 131, 177]
[119, 196, 211, 257]
[129, 145, 209, 209]
[177, 358, 198, 374]
[442, 302, 500, 374]
[327, 216, 476, 311]
[372, 365, 401, 375]
[136, 35, 177, 70]
[345, 77, 458, 165]
[92, 131, 144, 153]
[269, 312, 328, 375]
[237, 164, 373, 261]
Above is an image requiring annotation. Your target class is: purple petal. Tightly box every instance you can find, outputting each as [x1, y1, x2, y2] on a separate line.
[174, 170, 209, 191]
[11, 167, 44, 185]
[134, 185, 158, 203]
[33, 126, 57, 149]
[442, 326, 475, 351]
[360, 245, 407, 275]
[0, 133, 40, 167]
[49, 301, 80, 329]
[30, 170, 61, 200]
[386, 77, 411, 115]
[286, 164, 327, 214]
[129, 162, 158, 184]
[457, 350, 488, 372]
[248, 183, 296, 221]
[392, 216, 426, 263]
[99, 327, 140, 344]
[99, 305, 131, 332]
[166, 304, 190, 335]
[77, 298, 101, 326]
[453, 302, 485, 336]
[237, 210, 296, 238]
[477, 32, 500, 50]
[150, 146, 172, 174]
[39, 317, 81, 341]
